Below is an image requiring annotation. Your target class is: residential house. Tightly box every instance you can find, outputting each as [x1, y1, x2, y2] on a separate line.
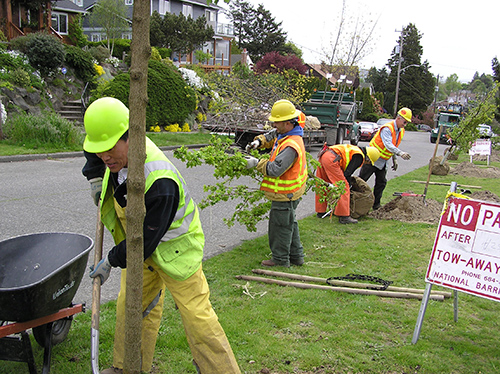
[0, 0, 86, 45]
[82, 0, 234, 72]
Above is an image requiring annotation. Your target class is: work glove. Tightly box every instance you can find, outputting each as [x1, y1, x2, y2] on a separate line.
[391, 155, 398, 171]
[245, 156, 259, 169]
[89, 255, 112, 285]
[89, 177, 102, 206]
[399, 152, 411, 160]
[245, 139, 261, 152]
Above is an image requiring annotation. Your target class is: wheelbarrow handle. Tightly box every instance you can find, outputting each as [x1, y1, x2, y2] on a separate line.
[91, 204, 104, 374]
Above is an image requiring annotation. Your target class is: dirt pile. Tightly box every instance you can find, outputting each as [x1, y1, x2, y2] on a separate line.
[450, 162, 500, 178]
[468, 190, 500, 203]
[368, 195, 443, 224]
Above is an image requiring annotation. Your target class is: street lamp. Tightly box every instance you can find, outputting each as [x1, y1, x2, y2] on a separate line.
[393, 64, 420, 117]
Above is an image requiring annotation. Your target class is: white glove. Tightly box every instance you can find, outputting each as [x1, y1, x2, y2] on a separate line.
[89, 177, 102, 206]
[89, 255, 112, 285]
[399, 152, 411, 160]
[245, 156, 259, 169]
[245, 139, 261, 152]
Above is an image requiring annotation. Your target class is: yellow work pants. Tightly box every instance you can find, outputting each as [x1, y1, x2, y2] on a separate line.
[112, 258, 240, 373]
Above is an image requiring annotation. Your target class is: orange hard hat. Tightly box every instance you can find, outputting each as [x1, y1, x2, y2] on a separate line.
[297, 111, 306, 128]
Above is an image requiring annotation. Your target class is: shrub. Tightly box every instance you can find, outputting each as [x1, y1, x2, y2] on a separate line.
[157, 47, 171, 59]
[111, 39, 131, 59]
[4, 111, 83, 148]
[67, 14, 87, 48]
[9, 34, 38, 54]
[64, 45, 95, 82]
[25, 33, 65, 77]
[151, 47, 162, 61]
[99, 59, 196, 128]
[8, 68, 31, 87]
[89, 45, 110, 64]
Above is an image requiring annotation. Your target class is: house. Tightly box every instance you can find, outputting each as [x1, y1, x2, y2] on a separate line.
[0, 0, 86, 45]
[82, 0, 234, 71]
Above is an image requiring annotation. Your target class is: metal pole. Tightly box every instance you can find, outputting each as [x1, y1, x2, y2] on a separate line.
[393, 31, 403, 117]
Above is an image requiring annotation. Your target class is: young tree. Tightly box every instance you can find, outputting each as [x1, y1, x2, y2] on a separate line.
[149, 10, 165, 48]
[88, 0, 129, 57]
[385, 23, 435, 116]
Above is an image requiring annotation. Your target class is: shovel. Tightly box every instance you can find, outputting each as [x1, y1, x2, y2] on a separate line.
[91, 204, 104, 374]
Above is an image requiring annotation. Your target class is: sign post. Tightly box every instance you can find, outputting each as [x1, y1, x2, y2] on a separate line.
[413, 182, 500, 343]
[469, 139, 491, 166]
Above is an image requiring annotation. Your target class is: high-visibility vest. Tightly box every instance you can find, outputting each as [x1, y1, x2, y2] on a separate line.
[100, 137, 204, 281]
[260, 135, 307, 194]
[327, 144, 364, 170]
[369, 122, 404, 160]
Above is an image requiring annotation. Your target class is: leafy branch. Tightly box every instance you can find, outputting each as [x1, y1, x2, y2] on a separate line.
[174, 136, 345, 231]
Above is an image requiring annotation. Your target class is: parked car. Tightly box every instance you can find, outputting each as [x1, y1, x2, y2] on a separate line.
[358, 122, 378, 141]
[416, 124, 432, 132]
[478, 124, 493, 138]
[376, 118, 392, 129]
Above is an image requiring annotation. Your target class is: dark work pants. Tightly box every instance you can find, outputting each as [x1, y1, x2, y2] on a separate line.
[358, 163, 387, 208]
[268, 199, 304, 266]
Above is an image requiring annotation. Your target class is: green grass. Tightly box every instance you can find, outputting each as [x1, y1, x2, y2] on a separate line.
[3, 155, 500, 374]
[0, 131, 217, 156]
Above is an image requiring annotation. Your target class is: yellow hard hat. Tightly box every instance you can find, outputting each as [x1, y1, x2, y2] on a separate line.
[83, 97, 129, 153]
[268, 99, 301, 122]
[365, 146, 380, 165]
[398, 107, 412, 122]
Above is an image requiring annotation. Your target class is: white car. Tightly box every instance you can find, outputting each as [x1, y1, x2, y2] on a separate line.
[478, 124, 493, 138]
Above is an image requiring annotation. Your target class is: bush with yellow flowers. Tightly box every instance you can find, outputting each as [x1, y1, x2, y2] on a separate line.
[149, 125, 161, 132]
[94, 63, 105, 76]
[164, 124, 181, 132]
[181, 123, 190, 132]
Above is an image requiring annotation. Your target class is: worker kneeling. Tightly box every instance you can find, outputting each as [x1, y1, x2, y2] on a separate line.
[315, 144, 380, 224]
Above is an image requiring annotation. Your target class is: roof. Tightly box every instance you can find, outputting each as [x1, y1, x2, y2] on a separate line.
[306, 63, 359, 87]
[54, 0, 86, 14]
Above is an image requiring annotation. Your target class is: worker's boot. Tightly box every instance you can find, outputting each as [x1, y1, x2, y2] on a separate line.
[339, 216, 358, 224]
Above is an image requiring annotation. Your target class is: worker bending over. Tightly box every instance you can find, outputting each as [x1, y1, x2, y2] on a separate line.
[316, 144, 380, 223]
[359, 108, 412, 210]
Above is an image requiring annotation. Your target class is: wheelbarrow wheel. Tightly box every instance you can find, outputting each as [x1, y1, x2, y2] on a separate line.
[32, 317, 73, 347]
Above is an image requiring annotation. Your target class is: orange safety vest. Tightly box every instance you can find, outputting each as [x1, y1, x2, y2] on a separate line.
[369, 122, 404, 160]
[260, 135, 307, 194]
[327, 144, 364, 170]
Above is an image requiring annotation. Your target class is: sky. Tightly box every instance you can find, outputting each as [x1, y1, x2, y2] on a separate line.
[220, 0, 500, 83]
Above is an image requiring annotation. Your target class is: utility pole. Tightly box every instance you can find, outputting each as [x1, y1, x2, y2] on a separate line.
[393, 28, 403, 117]
[432, 74, 440, 127]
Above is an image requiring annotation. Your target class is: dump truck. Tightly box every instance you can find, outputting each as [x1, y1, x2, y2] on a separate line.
[430, 103, 465, 144]
[301, 90, 361, 145]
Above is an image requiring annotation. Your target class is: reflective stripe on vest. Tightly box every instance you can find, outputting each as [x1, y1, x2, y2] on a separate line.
[329, 144, 363, 170]
[369, 122, 404, 160]
[260, 135, 307, 194]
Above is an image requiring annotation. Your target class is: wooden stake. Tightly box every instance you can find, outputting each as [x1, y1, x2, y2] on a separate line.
[252, 269, 452, 298]
[410, 180, 481, 189]
[236, 275, 445, 301]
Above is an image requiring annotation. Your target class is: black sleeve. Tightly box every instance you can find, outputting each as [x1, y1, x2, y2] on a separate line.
[107, 178, 180, 268]
[82, 150, 106, 180]
[344, 154, 364, 183]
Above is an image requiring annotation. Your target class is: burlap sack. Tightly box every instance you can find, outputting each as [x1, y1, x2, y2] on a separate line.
[350, 176, 374, 219]
[430, 155, 450, 176]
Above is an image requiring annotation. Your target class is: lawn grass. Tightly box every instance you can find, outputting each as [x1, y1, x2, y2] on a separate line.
[0, 131, 216, 156]
[2, 155, 500, 374]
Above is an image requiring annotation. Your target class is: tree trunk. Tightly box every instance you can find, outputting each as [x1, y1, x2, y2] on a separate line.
[124, 0, 150, 373]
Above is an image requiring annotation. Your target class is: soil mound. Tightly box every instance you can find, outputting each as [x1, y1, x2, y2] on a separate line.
[450, 162, 500, 178]
[468, 190, 500, 204]
[368, 195, 443, 224]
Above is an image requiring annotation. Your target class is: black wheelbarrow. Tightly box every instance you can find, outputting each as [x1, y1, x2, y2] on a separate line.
[0, 232, 94, 373]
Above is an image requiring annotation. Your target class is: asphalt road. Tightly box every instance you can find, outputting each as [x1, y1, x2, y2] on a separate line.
[0, 131, 446, 306]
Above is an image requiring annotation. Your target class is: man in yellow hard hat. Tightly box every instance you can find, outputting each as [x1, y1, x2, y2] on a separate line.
[359, 107, 412, 210]
[316, 144, 380, 223]
[82, 97, 240, 374]
[245, 99, 307, 267]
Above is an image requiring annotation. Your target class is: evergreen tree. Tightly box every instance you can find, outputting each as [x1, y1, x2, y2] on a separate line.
[229, 1, 289, 62]
[149, 11, 165, 48]
[366, 67, 388, 102]
[492, 57, 500, 82]
[385, 23, 435, 117]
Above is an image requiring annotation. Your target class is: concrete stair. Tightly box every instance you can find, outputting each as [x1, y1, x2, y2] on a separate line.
[58, 100, 84, 125]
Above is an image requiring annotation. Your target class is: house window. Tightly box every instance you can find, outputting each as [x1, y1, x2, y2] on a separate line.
[125, 0, 133, 5]
[182, 4, 192, 18]
[205, 10, 216, 22]
[91, 34, 102, 42]
[159, 0, 170, 15]
[51, 12, 68, 34]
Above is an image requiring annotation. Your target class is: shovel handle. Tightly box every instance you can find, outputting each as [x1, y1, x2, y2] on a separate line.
[91, 204, 104, 374]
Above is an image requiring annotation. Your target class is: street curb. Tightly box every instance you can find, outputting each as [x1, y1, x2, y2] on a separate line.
[0, 144, 208, 163]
